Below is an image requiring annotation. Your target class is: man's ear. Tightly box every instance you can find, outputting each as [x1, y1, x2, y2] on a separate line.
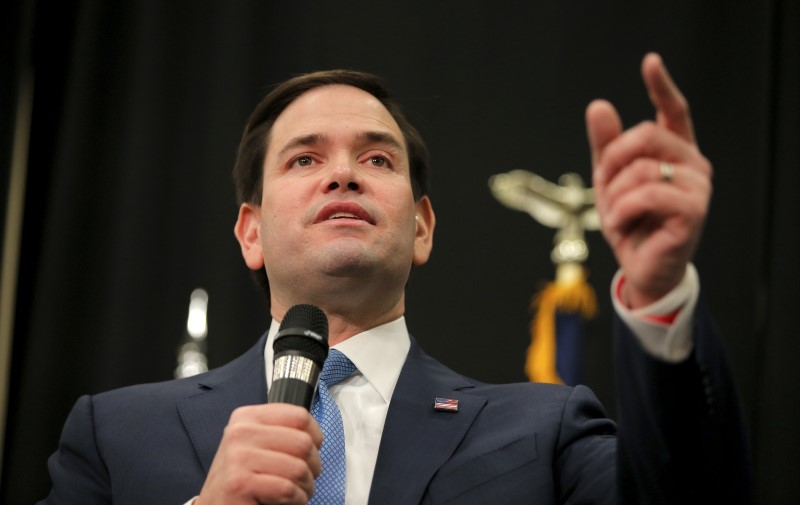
[412, 196, 435, 266]
[234, 203, 265, 270]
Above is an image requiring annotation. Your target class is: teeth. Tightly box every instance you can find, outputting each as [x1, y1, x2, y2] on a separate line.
[329, 212, 359, 220]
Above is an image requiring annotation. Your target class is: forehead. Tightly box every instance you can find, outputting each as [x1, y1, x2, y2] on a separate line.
[268, 85, 404, 150]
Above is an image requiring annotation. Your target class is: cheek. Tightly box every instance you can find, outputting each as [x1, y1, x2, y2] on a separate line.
[384, 205, 417, 242]
[263, 178, 308, 219]
[260, 193, 300, 245]
[378, 182, 417, 221]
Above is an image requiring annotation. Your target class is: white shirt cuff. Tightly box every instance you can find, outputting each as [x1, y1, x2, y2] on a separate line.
[611, 263, 699, 363]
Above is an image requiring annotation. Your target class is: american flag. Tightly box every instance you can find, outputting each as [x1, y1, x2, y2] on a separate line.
[434, 397, 459, 412]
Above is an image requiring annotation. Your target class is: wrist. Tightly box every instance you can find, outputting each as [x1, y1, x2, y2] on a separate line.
[617, 276, 680, 323]
[619, 270, 687, 310]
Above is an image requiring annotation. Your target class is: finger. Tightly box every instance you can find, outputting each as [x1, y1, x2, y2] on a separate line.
[228, 407, 322, 476]
[603, 158, 710, 209]
[641, 52, 696, 143]
[200, 446, 317, 505]
[595, 121, 705, 188]
[231, 447, 317, 487]
[586, 99, 623, 170]
[254, 451, 318, 496]
[307, 416, 323, 450]
[603, 182, 707, 239]
[250, 473, 312, 505]
[307, 438, 322, 478]
[223, 422, 319, 462]
[230, 404, 322, 449]
[230, 403, 311, 428]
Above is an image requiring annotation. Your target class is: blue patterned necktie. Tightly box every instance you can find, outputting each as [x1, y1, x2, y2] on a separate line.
[309, 349, 356, 505]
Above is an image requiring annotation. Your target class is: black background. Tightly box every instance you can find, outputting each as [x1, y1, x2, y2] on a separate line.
[2, 1, 798, 503]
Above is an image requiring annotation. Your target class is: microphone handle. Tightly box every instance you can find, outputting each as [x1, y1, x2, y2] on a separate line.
[268, 378, 316, 409]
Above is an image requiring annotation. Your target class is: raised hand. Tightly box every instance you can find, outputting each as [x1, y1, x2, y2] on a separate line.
[586, 53, 712, 308]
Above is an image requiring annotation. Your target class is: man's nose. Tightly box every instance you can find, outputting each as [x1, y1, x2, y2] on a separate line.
[328, 181, 359, 191]
[324, 160, 362, 192]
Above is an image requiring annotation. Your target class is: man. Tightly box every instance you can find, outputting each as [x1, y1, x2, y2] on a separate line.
[41, 54, 750, 504]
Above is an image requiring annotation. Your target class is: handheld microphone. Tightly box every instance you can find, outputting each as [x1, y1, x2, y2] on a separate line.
[268, 304, 329, 409]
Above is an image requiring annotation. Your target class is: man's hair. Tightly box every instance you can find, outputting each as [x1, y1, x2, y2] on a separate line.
[231, 70, 431, 294]
[232, 69, 430, 206]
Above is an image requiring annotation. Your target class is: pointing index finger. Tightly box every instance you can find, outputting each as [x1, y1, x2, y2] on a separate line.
[642, 52, 696, 143]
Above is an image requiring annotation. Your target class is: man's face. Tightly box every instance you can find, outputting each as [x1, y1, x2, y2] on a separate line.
[235, 85, 434, 309]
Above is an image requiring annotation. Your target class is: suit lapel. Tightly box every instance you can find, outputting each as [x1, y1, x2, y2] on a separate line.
[368, 340, 487, 505]
[176, 334, 268, 473]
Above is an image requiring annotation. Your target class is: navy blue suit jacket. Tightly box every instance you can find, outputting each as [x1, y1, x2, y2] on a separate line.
[40, 302, 750, 504]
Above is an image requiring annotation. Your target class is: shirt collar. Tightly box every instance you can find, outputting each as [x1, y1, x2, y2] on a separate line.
[265, 316, 410, 404]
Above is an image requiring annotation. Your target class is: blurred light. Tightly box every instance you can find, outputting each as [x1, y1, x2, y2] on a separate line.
[175, 342, 209, 378]
[176, 289, 210, 378]
[177, 360, 207, 378]
[186, 288, 208, 339]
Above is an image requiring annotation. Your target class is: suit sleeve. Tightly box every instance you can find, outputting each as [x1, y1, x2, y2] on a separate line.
[615, 297, 752, 505]
[38, 395, 112, 505]
[554, 385, 618, 504]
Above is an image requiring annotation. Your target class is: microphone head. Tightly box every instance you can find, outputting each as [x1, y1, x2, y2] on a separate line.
[274, 304, 329, 368]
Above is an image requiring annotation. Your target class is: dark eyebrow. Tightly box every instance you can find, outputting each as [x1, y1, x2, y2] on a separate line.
[276, 130, 405, 159]
[277, 133, 328, 159]
[356, 131, 404, 152]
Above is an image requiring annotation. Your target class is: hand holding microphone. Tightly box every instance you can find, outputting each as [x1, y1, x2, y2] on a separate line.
[196, 305, 329, 505]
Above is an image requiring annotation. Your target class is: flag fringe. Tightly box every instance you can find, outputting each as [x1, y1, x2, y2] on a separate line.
[525, 271, 596, 384]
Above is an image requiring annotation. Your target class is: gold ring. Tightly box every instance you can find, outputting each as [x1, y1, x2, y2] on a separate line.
[659, 162, 674, 182]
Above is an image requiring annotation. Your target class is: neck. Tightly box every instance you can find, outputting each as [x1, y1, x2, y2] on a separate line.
[270, 282, 406, 346]
[322, 309, 404, 346]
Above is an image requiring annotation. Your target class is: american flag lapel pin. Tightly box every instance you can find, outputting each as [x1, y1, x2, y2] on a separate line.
[434, 397, 459, 412]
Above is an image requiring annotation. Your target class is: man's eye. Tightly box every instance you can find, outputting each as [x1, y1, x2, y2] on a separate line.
[295, 156, 313, 167]
[370, 156, 388, 167]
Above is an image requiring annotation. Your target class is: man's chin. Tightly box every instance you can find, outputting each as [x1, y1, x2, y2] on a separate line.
[318, 248, 379, 278]
[317, 241, 410, 278]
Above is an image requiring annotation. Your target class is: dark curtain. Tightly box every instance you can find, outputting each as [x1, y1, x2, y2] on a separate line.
[2, 1, 797, 503]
